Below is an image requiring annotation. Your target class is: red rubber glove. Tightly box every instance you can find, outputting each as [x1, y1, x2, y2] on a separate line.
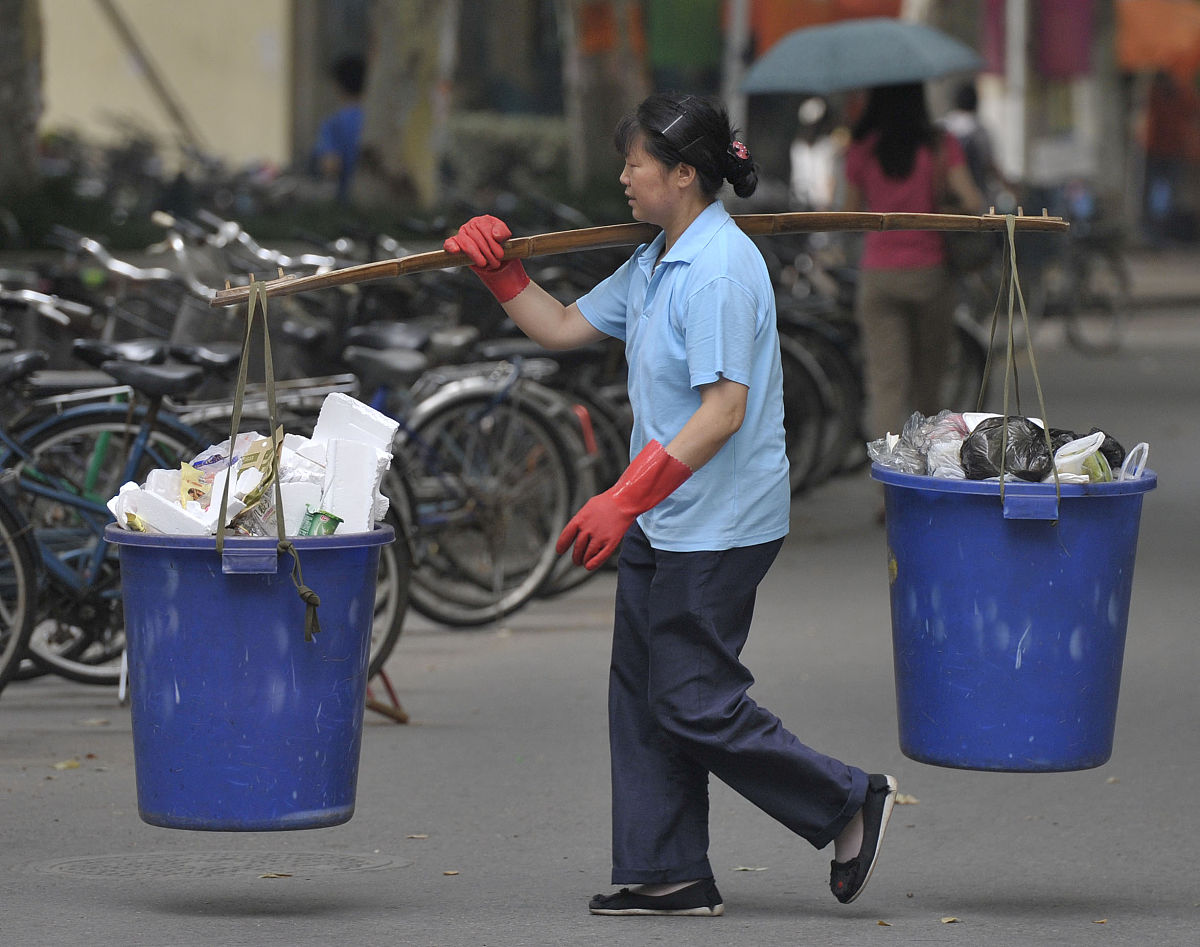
[556, 440, 692, 571]
[443, 215, 530, 303]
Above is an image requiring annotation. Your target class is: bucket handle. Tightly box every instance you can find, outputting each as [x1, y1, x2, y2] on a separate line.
[977, 216, 1062, 520]
[1002, 489, 1060, 520]
[214, 279, 322, 641]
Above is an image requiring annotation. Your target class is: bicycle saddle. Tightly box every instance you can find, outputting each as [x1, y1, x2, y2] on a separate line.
[345, 321, 431, 352]
[169, 341, 242, 371]
[341, 345, 429, 393]
[0, 349, 49, 387]
[100, 360, 205, 399]
[73, 337, 167, 369]
[280, 313, 333, 346]
[476, 337, 608, 369]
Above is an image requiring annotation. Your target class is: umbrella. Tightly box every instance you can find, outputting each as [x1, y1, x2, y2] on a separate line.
[741, 17, 983, 95]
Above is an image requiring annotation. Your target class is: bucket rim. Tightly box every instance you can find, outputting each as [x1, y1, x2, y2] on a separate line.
[870, 464, 1157, 497]
[103, 523, 395, 550]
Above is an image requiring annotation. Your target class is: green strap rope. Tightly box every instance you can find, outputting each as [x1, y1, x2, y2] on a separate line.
[977, 215, 1061, 513]
[215, 280, 322, 641]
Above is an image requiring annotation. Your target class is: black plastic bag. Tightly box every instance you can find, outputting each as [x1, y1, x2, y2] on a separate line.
[1088, 427, 1127, 469]
[1050, 426, 1127, 469]
[960, 416, 1054, 482]
[1049, 427, 1078, 452]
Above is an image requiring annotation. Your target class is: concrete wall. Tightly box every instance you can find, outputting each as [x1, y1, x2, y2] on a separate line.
[40, 0, 290, 168]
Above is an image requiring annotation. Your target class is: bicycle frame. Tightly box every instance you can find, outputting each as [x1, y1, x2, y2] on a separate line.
[0, 402, 200, 597]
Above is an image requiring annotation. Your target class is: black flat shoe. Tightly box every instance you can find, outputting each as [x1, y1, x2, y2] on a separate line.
[830, 773, 898, 904]
[588, 878, 724, 916]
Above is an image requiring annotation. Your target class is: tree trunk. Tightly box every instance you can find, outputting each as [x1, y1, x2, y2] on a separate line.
[559, 0, 650, 193]
[0, 0, 42, 193]
[354, 0, 459, 212]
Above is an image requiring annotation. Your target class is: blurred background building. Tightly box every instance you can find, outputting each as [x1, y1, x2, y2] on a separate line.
[5, 0, 1200, 244]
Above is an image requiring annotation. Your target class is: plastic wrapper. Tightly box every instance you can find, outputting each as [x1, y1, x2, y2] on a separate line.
[1089, 427, 1127, 469]
[920, 410, 969, 479]
[1048, 431, 1111, 483]
[867, 431, 924, 475]
[1119, 442, 1149, 480]
[960, 415, 1054, 482]
[1049, 426, 1126, 470]
[108, 393, 398, 536]
[872, 409, 1143, 483]
[868, 410, 969, 477]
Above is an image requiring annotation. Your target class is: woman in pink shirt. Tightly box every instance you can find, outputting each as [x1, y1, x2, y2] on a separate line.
[843, 83, 982, 443]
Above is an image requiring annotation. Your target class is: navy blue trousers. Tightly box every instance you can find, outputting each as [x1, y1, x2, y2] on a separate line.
[609, 524, 868, 884]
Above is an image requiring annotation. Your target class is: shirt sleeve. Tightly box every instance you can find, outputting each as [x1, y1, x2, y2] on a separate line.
[575, 253, 638, 341]
[681, 276, 759, 389]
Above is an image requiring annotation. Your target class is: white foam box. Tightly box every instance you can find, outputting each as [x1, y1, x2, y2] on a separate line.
[320, 438, 391, 533]
[278, 481, 324, 535]
[311, 392, 399, 452]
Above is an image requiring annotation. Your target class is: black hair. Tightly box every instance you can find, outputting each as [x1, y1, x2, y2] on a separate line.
[851, 83, 938, 180]
[613, 92, 758, 199]
[331, 54, 366, 98]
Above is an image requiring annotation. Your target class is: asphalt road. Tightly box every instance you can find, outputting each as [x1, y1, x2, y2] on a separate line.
[0, 308, 1197, 946]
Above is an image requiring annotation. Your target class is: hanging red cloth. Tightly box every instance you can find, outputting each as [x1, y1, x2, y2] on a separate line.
[1036, 0, 1095, 79]
[748, 0, 901, 56]
[1117, 0, 1200, 84]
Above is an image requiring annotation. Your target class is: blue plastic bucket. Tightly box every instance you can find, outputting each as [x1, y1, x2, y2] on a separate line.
[871, 466, 1156, 772]
[107, 524, 394, 830]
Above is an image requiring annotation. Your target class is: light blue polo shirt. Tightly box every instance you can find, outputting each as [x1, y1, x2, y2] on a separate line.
[576, 201, 790, 551]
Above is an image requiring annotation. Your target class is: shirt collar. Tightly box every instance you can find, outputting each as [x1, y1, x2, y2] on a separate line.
[635, 200, 729, 275]
[662, 201, 728, 264]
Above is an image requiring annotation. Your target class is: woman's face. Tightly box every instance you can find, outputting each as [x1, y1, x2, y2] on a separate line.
[620, 136, 679, 226]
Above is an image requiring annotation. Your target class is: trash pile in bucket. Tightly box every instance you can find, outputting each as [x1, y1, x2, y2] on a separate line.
[868, 410, 1150, 483]
[108, 392, 398, 536]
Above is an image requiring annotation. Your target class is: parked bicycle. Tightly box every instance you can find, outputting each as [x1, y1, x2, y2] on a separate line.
[955, 179, 1132, 356]
[0, 334, 410, 690]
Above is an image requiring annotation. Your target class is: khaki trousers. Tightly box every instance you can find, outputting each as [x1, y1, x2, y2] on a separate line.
[855, 265, 955, 439]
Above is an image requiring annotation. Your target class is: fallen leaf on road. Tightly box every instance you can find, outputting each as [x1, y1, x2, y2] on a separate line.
[77, 719, 110, 727]
[406, 834, 429, 839]
[259, 873, 292, 879]
[52, 759, 80, 771]
[877, 920, 891, 926]
[941, 916, 959, 924]
[895, 792, 920, 805]
[1094, 919, 1108, 924]
[1106, 777, 1119, 784]
[443, 870, 459, 876]
[733, 866, 769, 872]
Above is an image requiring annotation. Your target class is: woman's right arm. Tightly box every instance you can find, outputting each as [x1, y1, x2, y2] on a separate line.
[501, 283, 607, 351]
[445, 214, 606, 350]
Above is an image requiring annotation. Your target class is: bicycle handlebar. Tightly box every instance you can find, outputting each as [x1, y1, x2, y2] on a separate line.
[0, 287, 94, 325]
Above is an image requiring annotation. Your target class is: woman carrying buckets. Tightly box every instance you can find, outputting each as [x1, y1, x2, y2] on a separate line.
[444, 92, 897, 918]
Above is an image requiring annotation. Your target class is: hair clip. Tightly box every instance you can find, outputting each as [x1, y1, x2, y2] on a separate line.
[729, 140, 750, 162]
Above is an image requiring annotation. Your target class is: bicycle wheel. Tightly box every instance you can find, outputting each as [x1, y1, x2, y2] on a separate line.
[1063, 251, 1132, 356]
[368, 496, 411, 680]
[779, 334, 829, 495]
[940, 318, 990, 414]
[0, 493, 38, 696]
[11, 405, 203, 685]
[536, 387, 630, 598]
[779, 317, 864, 489]
[400, 394, 573, 627]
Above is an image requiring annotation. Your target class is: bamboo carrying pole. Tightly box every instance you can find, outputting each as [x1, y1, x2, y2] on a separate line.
[209, 210, 1068, 308]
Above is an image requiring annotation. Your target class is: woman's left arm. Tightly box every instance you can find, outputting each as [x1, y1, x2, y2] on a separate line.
[948, 162, 985, 212]
[665, 377, 748, 470]
[554, 377, 749, 570]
